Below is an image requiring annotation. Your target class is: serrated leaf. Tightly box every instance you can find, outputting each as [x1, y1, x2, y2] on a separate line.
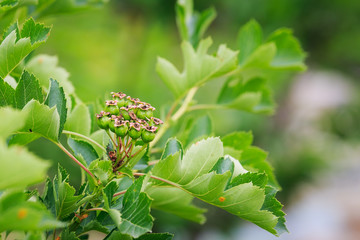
[266, 28, 307, 71]
[64, 103, 91, 136]
[0, 106, 27, 138]
[104, 230, 132, 240]
[14, 71, 43, 109]
[89, 160, 112, 185]
[222, 132, 280, 189]
[150, 137, 285, 235]
[217, 77, 275, 114]
[136, 233, 174, 240]
[0, 191, 65, 232]
[45, 78, 67, 137]
[0, 141, 50, 190]
[0, 18, 51, 78]
[103, 181, 118, 209]
[60, 229, 80, 240]
[147, 186, 206, 224]
[17, 100, 60, 142]
[0, 77, 15, 107]
[54, 166, 84, 220]
[67, 137, 99, 166]
[119, 176, 153, 238]
[161, 138, 183, 160]
[157, 38, 238, 97]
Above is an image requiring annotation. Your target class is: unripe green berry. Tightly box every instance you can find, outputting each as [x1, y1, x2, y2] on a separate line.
[115, 124, 128, 137]
[108, 116, 117, 132]
[120, 107, 130, 120]
[96, 112, 111, 129]
[128, 122, 142, 139]
[141, 130, 155, 143]
[105, 100, 119, 115]
[136, 109, 147, 119]
[117, 98, 126, 107]
[145, 109, 154, 118]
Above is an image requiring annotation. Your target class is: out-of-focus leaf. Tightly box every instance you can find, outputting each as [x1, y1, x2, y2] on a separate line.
[0, 18, 51, 78]
[237, 19, 263, 65]
[0, 77, 15, 107]
[185, 114, 212, 146]
[157, 38, 238, 97]
[217, 77, 275, 114]
[160, 138, 183, 160]
[0, 191, 65, 232]
[266, 28, 307, 71]
[176, 0, 216, 47]
[64, 103, 91, 136]
[0, 107, 27, 138]
[0, 142, 49, 190]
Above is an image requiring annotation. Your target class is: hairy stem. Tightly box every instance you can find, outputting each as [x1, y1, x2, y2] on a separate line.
[54, 142, 96, 181]
[62, 130, 106, 152]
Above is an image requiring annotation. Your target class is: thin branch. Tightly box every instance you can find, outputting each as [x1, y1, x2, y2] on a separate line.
[131, 144, 147, 158]
[113, 190, 127, 197]
[148, 160, 159, 166]
[62, 130, 107, 152]
[187, 104, 223, 111]
[85, 207, 106, 212]
[54, 142, 96, 181]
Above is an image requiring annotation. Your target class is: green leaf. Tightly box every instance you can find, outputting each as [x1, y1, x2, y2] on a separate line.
[67, 137, 98, 166]
[0, 77, 15, 107]
[161, 138, 183, 160]
[0, 191, 65, 232]
[147, 186, 206, 224]
[237, 19, 263, 65]
[25, 54, 74, 95]
[0, 107, 27, 138]
[89, 160, 113, 185]
[60, 229, 80, 240]
[150, 137, 285, 235]
[266, 28, 307, 71]
[0, 142, 50, 190]
[54, 166, 84, 219]
[136, 233, 174, 240]
[185, 114, 212, 147]
[222, 132, 280, 189]
[176, 0, 216, 47]
[217, 77, 275, 114]
[103, 181, 118, 209]
[119, 176, 153, 238]
[15, 71, 43, 109]
[17, 100, 60, 142]
[45, 78, 67, 137]
[156, 38, 238, 97]
[64, 103, 91, 136]
[104, 230, 132, 240]
[0, 18, 51, 78]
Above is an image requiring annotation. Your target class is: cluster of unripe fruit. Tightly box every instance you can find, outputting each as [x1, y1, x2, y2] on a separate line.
[96, 92, 163, 143]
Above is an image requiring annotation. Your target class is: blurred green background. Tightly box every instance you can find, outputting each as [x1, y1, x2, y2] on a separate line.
[28, 0, 360, 239]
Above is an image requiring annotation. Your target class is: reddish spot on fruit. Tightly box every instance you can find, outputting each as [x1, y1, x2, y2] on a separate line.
[17, 208, 28, 219]
[219, 197, 226, 202]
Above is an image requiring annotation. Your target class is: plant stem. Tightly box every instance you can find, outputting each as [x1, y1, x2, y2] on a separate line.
[148, 160, 159, 166]
[113, 190, 127, 197]
[62, 130, 106, 152]
[106, 129, 117, 147]
[54, 142, 96, 181]
[187, 104, 223, 111]
[133, 172, 180, 188]
[131, 144, 147, 158]
[85, 207, 106, 212]
[150, 87, 199, 147]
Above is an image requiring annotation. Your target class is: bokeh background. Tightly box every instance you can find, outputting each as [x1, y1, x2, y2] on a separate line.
[29, 0, 360, 239]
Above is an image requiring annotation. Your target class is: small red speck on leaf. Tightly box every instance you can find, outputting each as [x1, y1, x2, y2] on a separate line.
[17, 208, 28, 219]
[219, 197, 225, 202]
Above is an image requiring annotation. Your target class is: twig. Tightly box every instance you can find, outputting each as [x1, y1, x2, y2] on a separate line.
[62, 130, 106, 152]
